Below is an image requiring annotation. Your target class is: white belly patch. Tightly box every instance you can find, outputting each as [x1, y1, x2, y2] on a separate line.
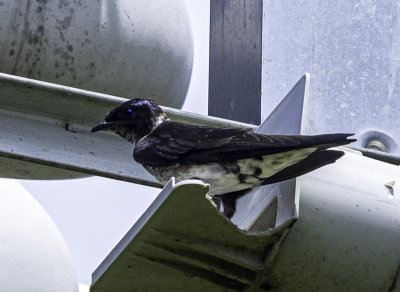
[144, 148, 317, 195]
[237, 147, 317, 178]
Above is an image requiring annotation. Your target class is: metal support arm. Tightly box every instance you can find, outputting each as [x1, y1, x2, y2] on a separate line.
[0, 72, 253, 184]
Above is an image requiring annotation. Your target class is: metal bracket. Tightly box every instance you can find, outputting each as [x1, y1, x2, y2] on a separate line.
[231, 74, 310, 231]
[91, 178, 294, 291]
[0, 72, 254, 183]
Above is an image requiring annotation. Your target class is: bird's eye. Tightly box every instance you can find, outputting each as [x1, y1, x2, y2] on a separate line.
[127, 108, 133, 114]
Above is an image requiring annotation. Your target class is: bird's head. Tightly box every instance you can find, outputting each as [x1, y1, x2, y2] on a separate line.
[91, 99, 168, 143]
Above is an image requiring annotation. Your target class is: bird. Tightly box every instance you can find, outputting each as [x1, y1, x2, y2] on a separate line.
[91, 98, 356, 218]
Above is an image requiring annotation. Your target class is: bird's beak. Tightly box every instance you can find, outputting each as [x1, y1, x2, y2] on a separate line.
[90, 121, 114, 133]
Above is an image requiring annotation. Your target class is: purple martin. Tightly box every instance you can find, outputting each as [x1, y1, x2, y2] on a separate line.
[91, 99, 356, 217]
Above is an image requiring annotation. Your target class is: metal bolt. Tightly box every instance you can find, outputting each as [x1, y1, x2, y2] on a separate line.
[365, 140, 387, 152]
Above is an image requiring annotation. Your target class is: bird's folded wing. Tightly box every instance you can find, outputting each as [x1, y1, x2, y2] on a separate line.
[133, 121, 355, 167]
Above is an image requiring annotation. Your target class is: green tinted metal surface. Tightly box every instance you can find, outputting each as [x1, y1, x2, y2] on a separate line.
[91, 179, 293, 291]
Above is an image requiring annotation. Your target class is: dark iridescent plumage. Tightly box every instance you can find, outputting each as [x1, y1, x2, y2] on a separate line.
[91, 99, 356, 217]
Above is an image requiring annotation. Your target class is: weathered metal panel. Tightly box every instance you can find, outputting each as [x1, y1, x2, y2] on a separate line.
[209, 0, 262, 125]
[262, 1, 400, 159]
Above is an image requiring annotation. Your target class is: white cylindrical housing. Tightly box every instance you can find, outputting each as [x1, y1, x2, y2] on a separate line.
[0, 0, 193, 108]
[0, 179, 78, 292]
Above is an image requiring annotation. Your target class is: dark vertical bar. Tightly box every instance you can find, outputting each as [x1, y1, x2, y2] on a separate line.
[208, 0, 262, 125]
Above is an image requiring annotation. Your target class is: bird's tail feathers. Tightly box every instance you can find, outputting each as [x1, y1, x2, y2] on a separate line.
[260, 149, 345, 185]
[308, 133, 356, 150]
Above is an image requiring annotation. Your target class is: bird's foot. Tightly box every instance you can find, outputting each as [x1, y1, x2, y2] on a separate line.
[215, 189, 249, 218]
